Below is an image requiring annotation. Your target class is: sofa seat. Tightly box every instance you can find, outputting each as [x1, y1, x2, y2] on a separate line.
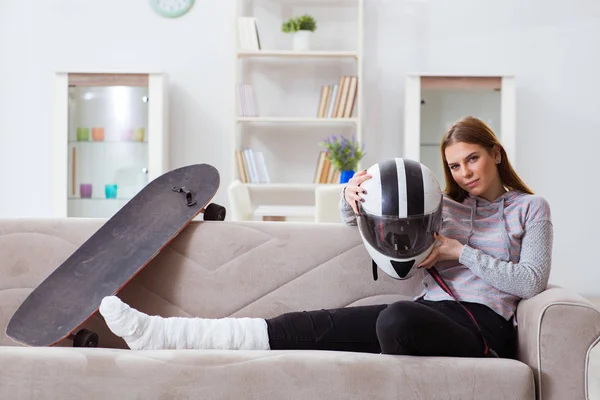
[0, 346, 534, 400]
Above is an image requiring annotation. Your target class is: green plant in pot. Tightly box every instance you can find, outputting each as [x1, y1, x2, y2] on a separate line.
[319, 135, 365, 183]
[282, 14, 317, 51]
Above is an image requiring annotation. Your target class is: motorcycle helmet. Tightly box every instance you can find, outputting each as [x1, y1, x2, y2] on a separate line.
[357, 158, 443, 280]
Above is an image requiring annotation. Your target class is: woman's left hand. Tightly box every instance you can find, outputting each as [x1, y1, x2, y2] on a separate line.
[418, 233, 465, 269]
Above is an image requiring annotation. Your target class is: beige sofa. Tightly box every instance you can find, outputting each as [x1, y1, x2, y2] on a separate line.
[1, 218, 599, 400]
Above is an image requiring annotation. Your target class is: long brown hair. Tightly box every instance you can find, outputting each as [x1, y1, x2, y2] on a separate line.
[440, 116, 533, 202]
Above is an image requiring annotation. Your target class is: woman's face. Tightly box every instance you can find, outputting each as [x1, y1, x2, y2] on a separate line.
[445, 142, 503, 201]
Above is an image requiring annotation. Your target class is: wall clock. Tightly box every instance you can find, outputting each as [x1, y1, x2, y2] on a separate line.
[149, 0, 195, 18]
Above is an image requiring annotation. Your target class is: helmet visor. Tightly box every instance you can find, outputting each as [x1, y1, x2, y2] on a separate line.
[358, 206, 442, 259]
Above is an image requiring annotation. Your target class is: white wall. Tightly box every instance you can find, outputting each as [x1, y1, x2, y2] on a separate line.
[1, 0, 599, 296]
[0, 0, 236, 212]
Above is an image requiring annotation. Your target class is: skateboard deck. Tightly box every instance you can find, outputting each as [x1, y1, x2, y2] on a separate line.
[6, 163, 225, 347]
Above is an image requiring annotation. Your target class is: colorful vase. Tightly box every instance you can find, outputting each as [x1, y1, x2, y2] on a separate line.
[133, 128, 145, 142]
[121, 129, 133, 141]
[92, 127, 105, 141]
[340, 170, 354, 184]
[80, 183, 92, 198]
[105, 184, 118, 199]
[76, 127, 90, 141]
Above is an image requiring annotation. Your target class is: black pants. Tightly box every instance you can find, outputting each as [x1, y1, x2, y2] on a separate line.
[266, 299, 516, 358]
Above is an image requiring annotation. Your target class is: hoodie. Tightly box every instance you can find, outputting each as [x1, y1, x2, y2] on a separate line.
[340, 189, 553, 321]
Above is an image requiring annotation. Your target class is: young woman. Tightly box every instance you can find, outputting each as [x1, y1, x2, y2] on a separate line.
[99, 116, 553, 358]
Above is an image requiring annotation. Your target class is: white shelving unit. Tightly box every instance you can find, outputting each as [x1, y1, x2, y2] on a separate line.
[52, 71, 169, 218]
[232, 0, 364, 211]
[403, 74, 516, 185]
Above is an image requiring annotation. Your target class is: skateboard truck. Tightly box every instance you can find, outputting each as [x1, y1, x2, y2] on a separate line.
[172, 186, 197, 206]
[68, 329, 99, 347]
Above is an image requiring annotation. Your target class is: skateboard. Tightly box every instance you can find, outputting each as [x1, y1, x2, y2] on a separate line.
[6, 163, 226, 348]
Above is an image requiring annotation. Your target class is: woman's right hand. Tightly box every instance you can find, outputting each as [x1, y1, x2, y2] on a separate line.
[344, 170, 372, 215]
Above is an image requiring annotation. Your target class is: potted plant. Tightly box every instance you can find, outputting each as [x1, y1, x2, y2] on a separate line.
[282, 14, 317, 51]
[319, 135, 365, 183]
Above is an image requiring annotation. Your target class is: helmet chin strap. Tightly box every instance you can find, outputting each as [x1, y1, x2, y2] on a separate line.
[372, 260, 378, 280]
[427, 267, 498, 358]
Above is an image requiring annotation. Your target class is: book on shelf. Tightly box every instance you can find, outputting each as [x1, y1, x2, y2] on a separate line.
[317, 76, 358, 118]
[236, 148, 270, 183]
[236, 150, 340, 185]
[238, 84, 259, 117]
[237, 17, 261, 50]
[314, 151, 341, 184]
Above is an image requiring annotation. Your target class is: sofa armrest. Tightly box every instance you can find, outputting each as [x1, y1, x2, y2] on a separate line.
[516, 286, 600, 400]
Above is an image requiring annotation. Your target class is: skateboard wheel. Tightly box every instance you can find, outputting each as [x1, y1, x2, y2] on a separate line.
[73, 329, 99, 348]
[204, 203, 226, 221]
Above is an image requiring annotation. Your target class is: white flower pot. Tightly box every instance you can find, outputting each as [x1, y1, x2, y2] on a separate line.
[293, 30, 312, 51]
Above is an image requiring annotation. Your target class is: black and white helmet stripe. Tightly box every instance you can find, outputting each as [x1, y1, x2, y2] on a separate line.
[368, 158, 430, 218]
[378, 159, 399, 217]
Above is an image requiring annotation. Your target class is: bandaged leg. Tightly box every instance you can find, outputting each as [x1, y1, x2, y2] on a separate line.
[99, 296, 270, 351]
